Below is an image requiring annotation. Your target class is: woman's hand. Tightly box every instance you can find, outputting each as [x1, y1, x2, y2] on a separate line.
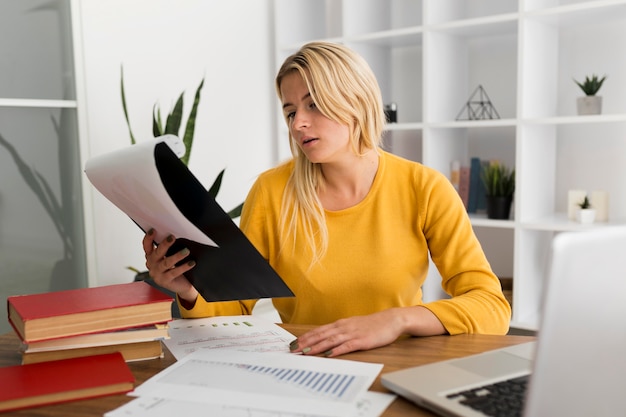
[143, 228, 198, 304]
[289, 307, 446, 357]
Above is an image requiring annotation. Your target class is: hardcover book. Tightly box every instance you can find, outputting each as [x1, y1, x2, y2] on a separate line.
[21, 323, 169, 352]
[7, 281, 173, 343]
[21, 339, 164, 365]
[0, 352, 135, 412]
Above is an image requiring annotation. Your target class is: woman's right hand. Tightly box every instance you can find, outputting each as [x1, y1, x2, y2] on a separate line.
[142, 228, 198, 305]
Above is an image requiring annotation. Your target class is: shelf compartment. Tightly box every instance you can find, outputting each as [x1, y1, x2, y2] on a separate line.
[426, 0, 519, 24]
[426, 29, 518, 122]
[342, 0, 423, 36]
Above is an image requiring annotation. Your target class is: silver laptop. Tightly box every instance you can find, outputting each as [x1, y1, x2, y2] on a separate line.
[382, 226, 626, 417]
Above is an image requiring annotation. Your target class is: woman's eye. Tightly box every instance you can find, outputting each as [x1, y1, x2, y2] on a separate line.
[286, 111, 295, 120]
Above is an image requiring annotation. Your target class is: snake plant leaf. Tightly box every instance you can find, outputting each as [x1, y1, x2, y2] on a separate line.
[152, 104, 164, 137]
[164, 92, 184, 137]
[120, 67, 136, 145]
[208, 168, 225, 199]
[181, 78, 204, 166]
[227, 202, 243, 219]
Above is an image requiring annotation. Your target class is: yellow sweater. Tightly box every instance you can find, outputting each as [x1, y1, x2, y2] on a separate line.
[179, 151, 511, 335]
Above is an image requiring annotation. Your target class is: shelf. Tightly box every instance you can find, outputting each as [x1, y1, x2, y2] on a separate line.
[430, 119, 517, 129]
[521, 213, 626, 231]
[523, 114, 626, 125]
[429, 14, 519, 37]
[525, 0, 626, 26]
[0, 98, 77, 109]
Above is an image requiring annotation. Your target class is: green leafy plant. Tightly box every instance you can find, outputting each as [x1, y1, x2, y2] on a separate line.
[120, 66, 242, 218]
[481, 162, 515, 198]
[578, 195, 592, 209]
[574, 74, 607, 96]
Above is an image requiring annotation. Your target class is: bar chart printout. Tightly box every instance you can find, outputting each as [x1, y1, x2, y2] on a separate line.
[132, 349, 383, 417]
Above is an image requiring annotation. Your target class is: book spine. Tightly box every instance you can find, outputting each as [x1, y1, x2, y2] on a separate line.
[467, 157, 481, 213]
[458, 166, 470, 209]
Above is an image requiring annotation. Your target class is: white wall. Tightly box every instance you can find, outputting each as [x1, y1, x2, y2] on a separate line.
[78, 0, 277, 286]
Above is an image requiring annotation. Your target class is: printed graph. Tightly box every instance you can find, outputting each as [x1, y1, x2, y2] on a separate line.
[161, 358, 368, 403]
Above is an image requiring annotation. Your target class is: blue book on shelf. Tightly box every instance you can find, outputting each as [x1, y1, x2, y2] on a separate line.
[467, 157, 481, 213]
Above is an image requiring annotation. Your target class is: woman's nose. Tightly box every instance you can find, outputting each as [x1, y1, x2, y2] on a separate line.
[292, 110, 310, 130]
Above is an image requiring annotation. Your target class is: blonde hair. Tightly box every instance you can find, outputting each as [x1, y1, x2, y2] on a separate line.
[275, 41, 386, 267]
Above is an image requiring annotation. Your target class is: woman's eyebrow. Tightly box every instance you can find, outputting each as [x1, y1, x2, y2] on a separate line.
[282, 92, 311, 110]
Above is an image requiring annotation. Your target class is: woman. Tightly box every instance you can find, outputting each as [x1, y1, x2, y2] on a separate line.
[143, 41, 511, 357]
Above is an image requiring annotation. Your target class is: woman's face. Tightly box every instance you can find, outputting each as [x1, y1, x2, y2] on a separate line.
[280, 72, 351, 164]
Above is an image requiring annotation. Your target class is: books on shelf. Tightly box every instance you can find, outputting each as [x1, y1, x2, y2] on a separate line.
[20, 323, 169, 365]
[7, 281, 173, 343]
[451, 157, 496, 214]
[0, 352, 135, 413]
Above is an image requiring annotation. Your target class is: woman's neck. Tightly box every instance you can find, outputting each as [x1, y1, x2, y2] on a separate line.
[318, 150, 380, 211]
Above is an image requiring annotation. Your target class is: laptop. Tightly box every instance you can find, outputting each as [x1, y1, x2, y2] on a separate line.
[381, 226, 626, 417]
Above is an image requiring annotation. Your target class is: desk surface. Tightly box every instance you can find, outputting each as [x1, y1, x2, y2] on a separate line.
[0, 325, 533, 417]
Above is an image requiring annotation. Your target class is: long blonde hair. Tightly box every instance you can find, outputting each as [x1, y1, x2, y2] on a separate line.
[275, 41, 386, 267]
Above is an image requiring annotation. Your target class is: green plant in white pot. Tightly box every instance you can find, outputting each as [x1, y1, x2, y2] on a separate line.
[576, 195, 596, 224]
[480, 162, 515, 220]
[574, 74, 606, 115]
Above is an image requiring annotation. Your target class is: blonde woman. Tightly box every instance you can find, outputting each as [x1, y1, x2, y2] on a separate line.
[143, 41, 511, 357]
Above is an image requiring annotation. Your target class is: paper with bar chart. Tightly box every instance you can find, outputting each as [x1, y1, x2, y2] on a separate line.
[163, 315, 295, 359]
[132, 349, 383, 417]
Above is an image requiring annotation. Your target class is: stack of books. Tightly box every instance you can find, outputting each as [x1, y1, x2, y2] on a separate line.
[7, 281, 173, 365]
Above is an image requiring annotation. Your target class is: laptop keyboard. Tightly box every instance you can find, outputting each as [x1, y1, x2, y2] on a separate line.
[446, 375, 528, 417]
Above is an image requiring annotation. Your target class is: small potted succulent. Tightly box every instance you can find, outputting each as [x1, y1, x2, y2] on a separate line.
[481, 162, 515, 220]
[574, 74, 606, 115]
[576, 195, 596, 224]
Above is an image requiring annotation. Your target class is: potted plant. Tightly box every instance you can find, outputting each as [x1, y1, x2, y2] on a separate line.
[480, 162, 515, 220]
[576, 195, 596, 224]
[574, 74, 606, 115]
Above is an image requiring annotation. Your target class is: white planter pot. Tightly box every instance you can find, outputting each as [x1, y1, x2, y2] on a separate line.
[577, 96, 602, 115]
[576, 208, 596, 224]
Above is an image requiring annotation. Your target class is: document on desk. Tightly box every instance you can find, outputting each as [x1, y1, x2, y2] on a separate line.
[106, 391, 396, 417]
[131, 349, 384, 417]
[163, 315, 296, 360]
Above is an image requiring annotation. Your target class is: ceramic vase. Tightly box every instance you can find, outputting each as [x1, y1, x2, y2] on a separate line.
[577, 96, 602, 115]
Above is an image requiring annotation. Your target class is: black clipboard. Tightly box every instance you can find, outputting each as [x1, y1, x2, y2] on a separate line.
[85, 136, 294, 302]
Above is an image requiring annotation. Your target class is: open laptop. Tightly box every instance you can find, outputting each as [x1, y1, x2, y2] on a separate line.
[382, 226, 626, 417]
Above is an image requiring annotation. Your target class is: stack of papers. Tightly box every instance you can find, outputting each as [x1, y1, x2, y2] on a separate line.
[105, 316, 395, 417]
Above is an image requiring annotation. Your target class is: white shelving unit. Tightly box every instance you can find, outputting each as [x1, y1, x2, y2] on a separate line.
[273, 0, 626, 330]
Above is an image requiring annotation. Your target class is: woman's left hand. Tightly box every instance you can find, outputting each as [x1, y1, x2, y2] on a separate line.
[289, 309, 405, 357]
[289, 306, 447, 357]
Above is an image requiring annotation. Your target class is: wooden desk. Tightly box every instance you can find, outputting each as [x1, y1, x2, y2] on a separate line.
[0, 325, 533, 417]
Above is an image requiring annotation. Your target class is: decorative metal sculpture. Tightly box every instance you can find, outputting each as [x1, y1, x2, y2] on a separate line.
[456, 85, 500, 120]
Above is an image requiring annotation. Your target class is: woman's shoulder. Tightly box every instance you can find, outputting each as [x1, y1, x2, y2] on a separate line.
[257, 158, 294, 180]
[252, 158, 294, 192]
[381, 150, 444, 180]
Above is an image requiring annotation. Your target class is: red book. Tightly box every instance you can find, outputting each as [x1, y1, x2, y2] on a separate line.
[0, 352, 135, 412]
[7, 281, 173, 343]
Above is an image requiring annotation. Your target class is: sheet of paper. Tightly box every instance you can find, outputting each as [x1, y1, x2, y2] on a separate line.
[164, 315, 296, 360]
[131, 349, 384, 417]
[85, 134, 215, 247]
[106, 391, 396, 417]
